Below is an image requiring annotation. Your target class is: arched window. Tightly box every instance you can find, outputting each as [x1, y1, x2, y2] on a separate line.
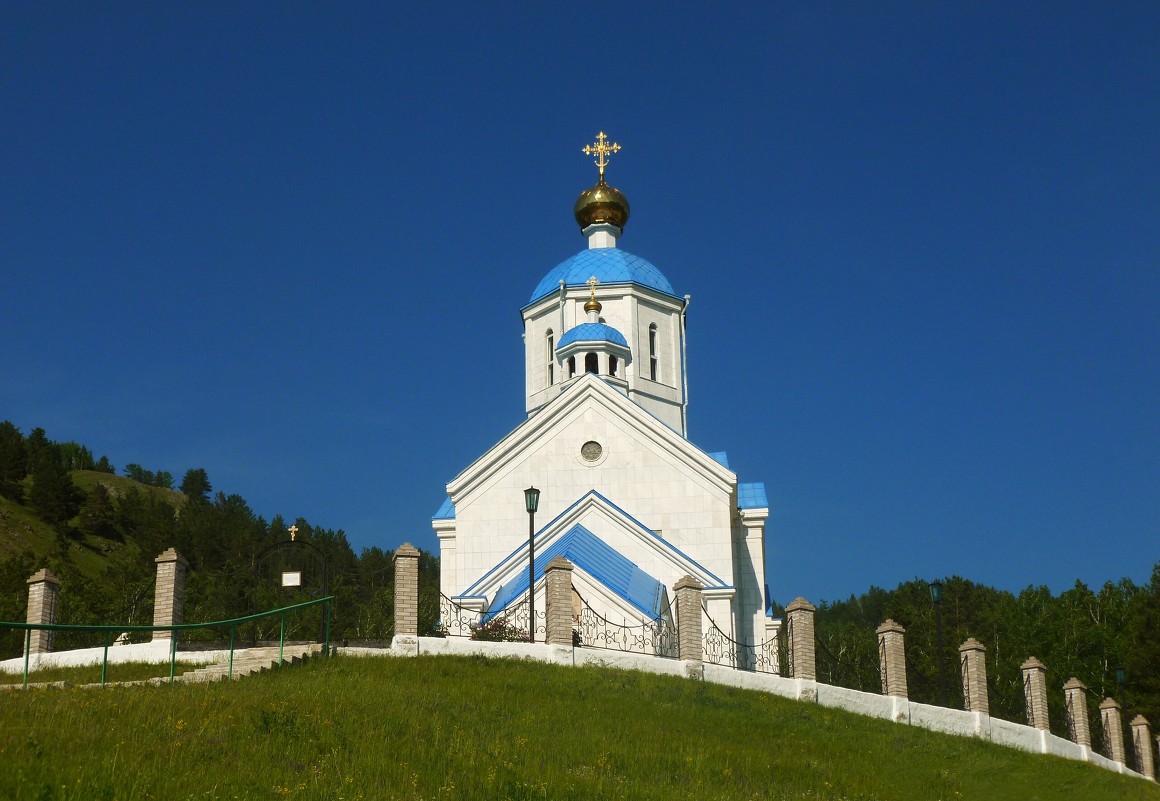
[568, 356, 576, 377]
[648, 324, 658, 381]
[585, 353, 599, 374]
[608, 355, 618, 376]
[545, 330, 554, 386]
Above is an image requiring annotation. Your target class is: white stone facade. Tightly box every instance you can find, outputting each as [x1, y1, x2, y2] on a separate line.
[434, 194, 770, 664]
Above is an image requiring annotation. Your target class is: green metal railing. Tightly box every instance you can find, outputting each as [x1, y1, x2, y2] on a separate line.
[1, 596, 334, 689]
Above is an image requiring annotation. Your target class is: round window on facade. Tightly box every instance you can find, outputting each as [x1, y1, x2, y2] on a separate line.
[580, 441, 603, 462]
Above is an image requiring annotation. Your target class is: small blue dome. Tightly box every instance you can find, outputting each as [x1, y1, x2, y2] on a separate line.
[529, 248, 676, 304]
[557, 322, 629, 349]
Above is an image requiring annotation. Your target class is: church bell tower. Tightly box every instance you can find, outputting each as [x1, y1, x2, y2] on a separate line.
[521, 133, 691, 436]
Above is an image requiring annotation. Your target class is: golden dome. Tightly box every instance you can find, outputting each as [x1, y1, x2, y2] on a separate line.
[584, 296, 602, 314]
[574, 178, 630, 231]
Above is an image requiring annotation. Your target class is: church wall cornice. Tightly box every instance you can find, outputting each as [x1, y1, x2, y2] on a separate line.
[448, 374, 735, 514]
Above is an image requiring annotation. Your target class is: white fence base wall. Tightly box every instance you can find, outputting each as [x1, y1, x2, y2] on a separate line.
[376, 636, 1151, 783]
[0, 641, 223, 673]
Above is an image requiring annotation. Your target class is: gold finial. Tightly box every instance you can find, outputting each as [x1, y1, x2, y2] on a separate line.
[582, 132, 621, 181]
[584, 275, 602, 313]
[288, 524, 298, 542]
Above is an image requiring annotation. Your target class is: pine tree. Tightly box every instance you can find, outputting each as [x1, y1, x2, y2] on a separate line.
[24, 427, 56, 474]
[79, 483, 119, 539]
[28, 460, 83, 529]
[179, 468, 213, 502]
[0, 421, 27, 501]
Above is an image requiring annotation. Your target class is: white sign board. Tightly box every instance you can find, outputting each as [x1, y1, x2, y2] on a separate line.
[281, 571, 302, 587]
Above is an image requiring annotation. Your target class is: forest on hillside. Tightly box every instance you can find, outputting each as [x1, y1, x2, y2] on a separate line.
[0, 421, 440, 657]
[805, 569, 1160, 759]
[1, 420, 1157, 752]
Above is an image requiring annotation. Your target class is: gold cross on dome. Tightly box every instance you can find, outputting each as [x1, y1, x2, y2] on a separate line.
[288, 524, 298, 542]
[585, 275, 600, 301]
[582, 132, 621, 179]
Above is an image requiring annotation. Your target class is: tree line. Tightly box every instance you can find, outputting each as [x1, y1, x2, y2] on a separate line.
[805, 568, 1160, 754]
[0, 421, 439, 656]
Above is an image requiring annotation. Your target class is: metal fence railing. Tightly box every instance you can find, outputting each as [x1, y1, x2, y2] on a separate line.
[0, 595, 334, 689]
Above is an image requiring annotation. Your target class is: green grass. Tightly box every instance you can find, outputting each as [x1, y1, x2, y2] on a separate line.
[0, 660, 195, 686]
[1, 654, 1157, 801]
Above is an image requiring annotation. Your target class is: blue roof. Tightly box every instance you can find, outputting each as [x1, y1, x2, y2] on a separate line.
[486, 524, 666, 621]
[528, 248, 677, 304]
[708, 451, 729, 468]
[557, 322, 629, 349]
[433, 496, 455, 520]
[738, 482, 768, 509]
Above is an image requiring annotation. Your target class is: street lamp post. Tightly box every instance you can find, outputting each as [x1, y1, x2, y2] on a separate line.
[931, 580, 947, 707]
[524, 487, 540, 644]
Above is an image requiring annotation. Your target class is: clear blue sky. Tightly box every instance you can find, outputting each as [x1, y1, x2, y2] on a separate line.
[2, 4, 1157, 604]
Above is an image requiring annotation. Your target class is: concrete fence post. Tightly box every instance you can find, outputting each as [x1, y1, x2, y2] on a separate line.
[152, 548, 188, 642]
[673, 576, 704, 663]
[1130, 716, 1154, 780]
[393, 543, 420, 637]
[544, 556, 574, 646]
[959, 638, 989, 715]
[1064, 677, 1092, 748]
[1099, 698, 1126, 765]
[25, 569, 60, 654]
[786, 597, 817, 681]
[876, 619, 908, 698]
[1021, 657, 1049, 731]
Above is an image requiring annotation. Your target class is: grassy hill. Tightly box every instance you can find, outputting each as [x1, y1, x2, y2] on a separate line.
[1, 654, 1157, 801]
[0, 471, 181, 570]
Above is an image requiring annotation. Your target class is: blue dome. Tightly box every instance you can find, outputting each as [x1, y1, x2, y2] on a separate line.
[529, 248, 676, 304]
[557, 322, 629, 349]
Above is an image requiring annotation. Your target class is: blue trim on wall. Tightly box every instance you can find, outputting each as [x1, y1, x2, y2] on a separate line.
[461, 489, 728, 600]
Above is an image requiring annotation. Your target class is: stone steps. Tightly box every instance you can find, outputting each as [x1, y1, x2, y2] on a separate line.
[177, 644, 322, 683]
[1, 644, 324, 689]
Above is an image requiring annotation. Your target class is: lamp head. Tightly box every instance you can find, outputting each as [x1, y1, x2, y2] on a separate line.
[524, 486, 541, 514]
[930, 580, 944, 604]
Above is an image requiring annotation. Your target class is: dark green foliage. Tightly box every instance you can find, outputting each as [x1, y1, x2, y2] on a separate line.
[27, 459, 83, 529]
[0, 550, 36, 655]
[78, 482, 118, 539]
[23, 427, 55, 473]
[0, 421, 27, 501]
[57, 441, 95, 471]
[815, 573, 1158, 741]
[94, 455, 115, 474]
[178, 467, 212, 502]
[122, 463, 173, 488]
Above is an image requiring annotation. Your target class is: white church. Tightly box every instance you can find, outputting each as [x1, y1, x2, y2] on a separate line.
[431, 134, 772, 660]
